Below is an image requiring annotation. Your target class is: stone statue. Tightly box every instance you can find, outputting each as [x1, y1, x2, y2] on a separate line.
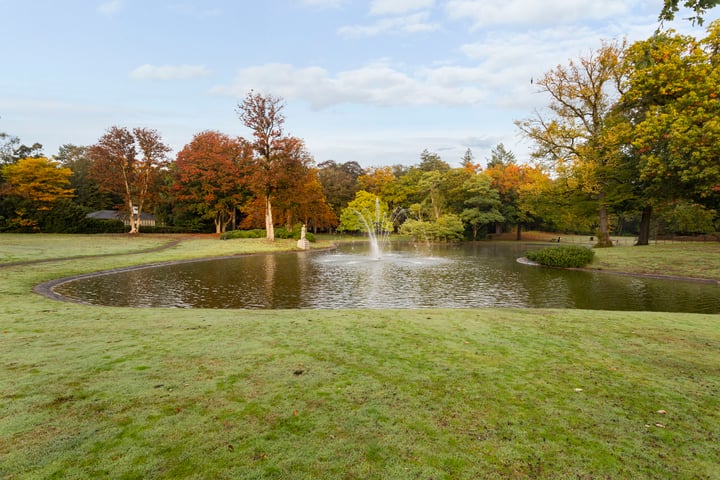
[297, 224, 310, 250]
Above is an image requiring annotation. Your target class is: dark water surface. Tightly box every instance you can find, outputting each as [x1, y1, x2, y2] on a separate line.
[52, 242, 720, 312]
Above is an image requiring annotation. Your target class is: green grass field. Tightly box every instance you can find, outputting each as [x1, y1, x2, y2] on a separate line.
[1, 235, 719, 479]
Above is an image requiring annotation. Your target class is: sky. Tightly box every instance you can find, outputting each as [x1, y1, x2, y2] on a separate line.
[2, 1, 718, 169]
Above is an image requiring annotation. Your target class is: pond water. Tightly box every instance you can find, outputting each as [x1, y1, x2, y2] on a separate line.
[50, 242, 720, 312]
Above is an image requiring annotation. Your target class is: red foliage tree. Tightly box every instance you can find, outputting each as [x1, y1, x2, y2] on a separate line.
[174, 131, 251, 233]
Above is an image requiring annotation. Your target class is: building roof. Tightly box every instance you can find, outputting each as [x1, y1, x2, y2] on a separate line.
[85, 210, 156, 220]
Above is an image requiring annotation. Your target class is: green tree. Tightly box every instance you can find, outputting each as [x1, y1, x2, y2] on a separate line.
[55, 144, 116, 210]
[0, 133, 20, 165]
[317, 160, 363, 217]
[486, 143, 516, 168]
[619, 23, 720, 244]
[0, 134, 43, 165]
[418, 149, 450, 172]
[659, 201, 716, 234]
[460, 174, 504, 240]
[337, 190, 392, 234]
[660, 0, 720, 24]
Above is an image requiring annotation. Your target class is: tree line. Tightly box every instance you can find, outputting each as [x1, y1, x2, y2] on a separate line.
[1, 20, 719, 244]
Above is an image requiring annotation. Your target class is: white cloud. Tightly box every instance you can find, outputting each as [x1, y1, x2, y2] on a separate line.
[455, 22, 651, 109]
[445, 0, 634, 28]
[130, 64, 210, 80]
[338, 11, 440, 36]
[210, 61, 489, 109]
[369, 0, 435, 16]
[97, 0, 124, 15]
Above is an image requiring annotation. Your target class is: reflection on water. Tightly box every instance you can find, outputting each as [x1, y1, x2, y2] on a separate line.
[52, 242, 720, 312]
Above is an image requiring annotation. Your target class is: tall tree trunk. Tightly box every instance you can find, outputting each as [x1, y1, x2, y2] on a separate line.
[127, 200, 139, 234]
[516, 223, 522, 241]
[265, 195, 274, 242]
[596, 201, 613, 247]
[495, 222, 502, 235]
[636, 205, 652, 246]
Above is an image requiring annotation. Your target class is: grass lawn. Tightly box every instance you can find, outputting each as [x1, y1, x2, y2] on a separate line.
[590, 242, 720, 281]
[1, 235, 719, 479]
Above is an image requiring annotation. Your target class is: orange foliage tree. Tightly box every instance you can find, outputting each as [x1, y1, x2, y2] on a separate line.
[275, 167, 338, 233]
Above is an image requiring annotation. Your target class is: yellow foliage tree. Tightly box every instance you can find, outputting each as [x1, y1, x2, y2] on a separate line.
[2, 157, 74, 210]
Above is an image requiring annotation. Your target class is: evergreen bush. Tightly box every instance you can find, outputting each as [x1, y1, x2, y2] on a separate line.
[525, 245, 595, 268]
[220, 229, 265, 240]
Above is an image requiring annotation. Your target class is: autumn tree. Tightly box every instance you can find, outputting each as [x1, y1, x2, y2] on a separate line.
[460, 148, 480, 173]
[358, 166, 396, 198]
[237, 91, 312, 241]
[174, 131, 251, 233]
[516, 40, 626, 247]
[89, 126, 170, 234]
[1, 157, 74, 230]
[279, 167, 338, 233]
[3, 156, 74, 207]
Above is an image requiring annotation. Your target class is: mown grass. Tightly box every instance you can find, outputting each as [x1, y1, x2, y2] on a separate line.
[1, 234, 719, 479]
[590, 242, 720, 280]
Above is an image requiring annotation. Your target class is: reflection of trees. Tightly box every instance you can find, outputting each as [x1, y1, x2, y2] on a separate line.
[262, 254, 277, 307]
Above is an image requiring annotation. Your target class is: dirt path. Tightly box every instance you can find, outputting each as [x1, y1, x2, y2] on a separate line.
[0, 237, 184, 269]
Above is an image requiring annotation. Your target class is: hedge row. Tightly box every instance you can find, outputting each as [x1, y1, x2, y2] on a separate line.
[220, 227, 316, 242]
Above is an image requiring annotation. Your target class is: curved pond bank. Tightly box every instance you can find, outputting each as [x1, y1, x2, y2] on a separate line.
[39, 242, 720, 313]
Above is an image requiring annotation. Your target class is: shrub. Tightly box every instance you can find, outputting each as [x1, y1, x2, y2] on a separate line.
[525, 245, 595, 268]
[275, 226, 316, 242]
[220, 229, 266, 240]
[78, 218, 126, 234]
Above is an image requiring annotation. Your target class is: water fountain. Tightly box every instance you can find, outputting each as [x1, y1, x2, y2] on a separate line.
[353, 197, 394, 260]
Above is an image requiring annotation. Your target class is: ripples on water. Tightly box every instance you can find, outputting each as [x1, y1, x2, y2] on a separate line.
[52, 242, 720, 313]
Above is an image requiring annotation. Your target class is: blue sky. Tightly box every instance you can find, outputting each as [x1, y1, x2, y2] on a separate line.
[2, 1, 717, 168]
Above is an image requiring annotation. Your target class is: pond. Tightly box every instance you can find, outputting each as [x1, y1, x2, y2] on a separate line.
[49, 242, 720, 313]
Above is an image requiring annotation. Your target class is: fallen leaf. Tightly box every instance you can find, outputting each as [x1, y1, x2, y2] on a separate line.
[655, 423, 666, 428]
[657, 409, 667, 415]
[574, 388, 584, 392]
